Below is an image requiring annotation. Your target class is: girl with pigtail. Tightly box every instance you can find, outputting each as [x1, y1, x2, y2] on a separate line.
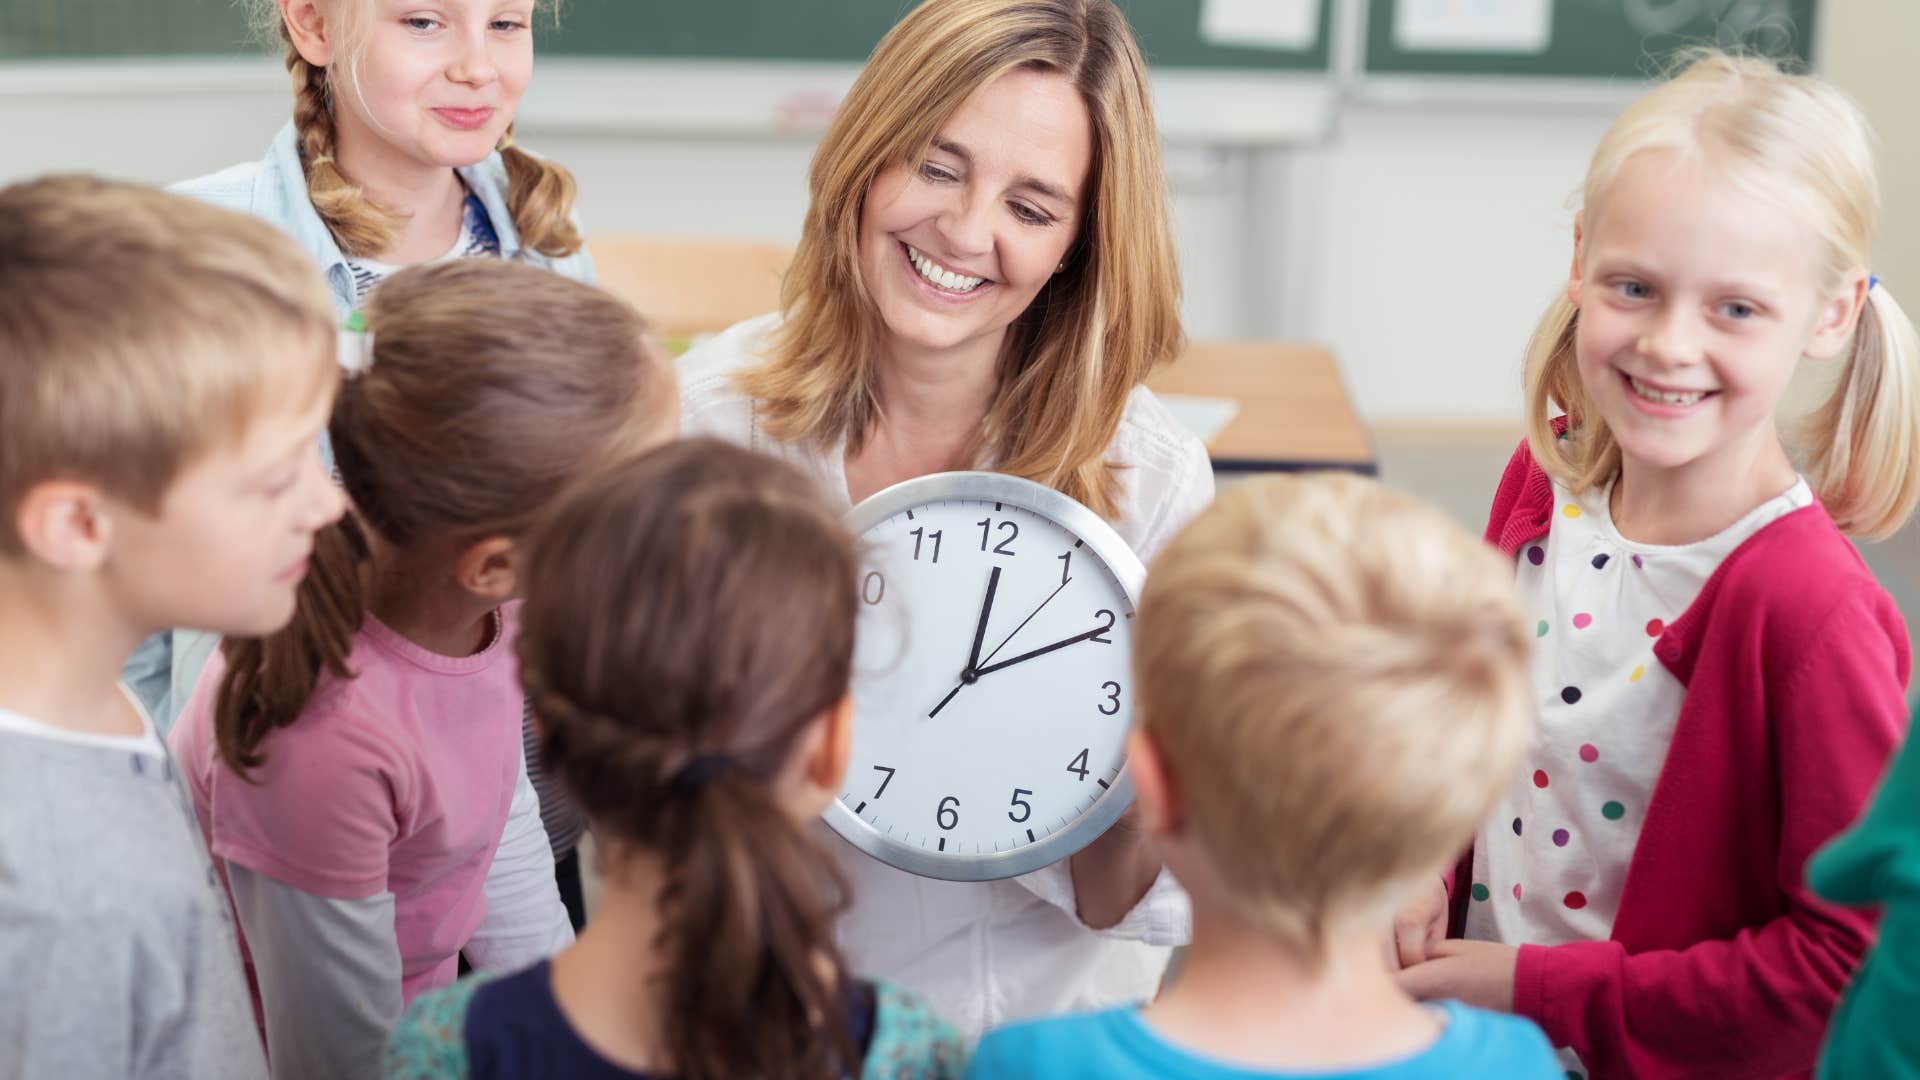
[1390, 51, 1920, 1078]
[167, 259, 676, 1080]
[179, 0, 590, 311]
[147, 0, 601, 923]
[384, 439, 966, 1080]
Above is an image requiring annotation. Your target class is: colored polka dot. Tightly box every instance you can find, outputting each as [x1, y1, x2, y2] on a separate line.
[1553, 828, 1571, 847]
[1572, 612, 1594, 630]
[1629, 665, 1645, 683]
[1563, 504, 1582, 519]
[1564, 891, 1588, 910]
[1591, 553, 1611, 569]
[1533, 770, 1550, 789]
[1646, 618, 1665, 637]
[1512, 817, 1524, 835]
[1472, 883, 1490, 902]
[1579, 744, 1599, 763]
[1527, 545, 1545, 566]
[1603, 801, 1626, 820]
[1631, 555, 1644, 569]
[1562, 686, 1582, 704]
[1513, 884, 1523, 900]
[1537, 620, 1550, 638]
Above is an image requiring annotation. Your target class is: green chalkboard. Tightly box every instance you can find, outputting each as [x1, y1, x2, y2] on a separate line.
[0, 0, 1333, 70]
[1364, 0, 1818, 79]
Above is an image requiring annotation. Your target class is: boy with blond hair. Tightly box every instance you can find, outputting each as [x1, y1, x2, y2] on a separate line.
[0, 176, 345, 1079]
[970, 473, 1559, 1078]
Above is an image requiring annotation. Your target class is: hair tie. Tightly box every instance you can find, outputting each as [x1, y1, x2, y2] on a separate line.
[337, 310, 375, 378]
[310, 154, 335, 168]
[670, 753, 736, 795]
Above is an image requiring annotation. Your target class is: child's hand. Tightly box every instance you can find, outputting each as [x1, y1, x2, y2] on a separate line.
[1390, 877, 1450, 968]
[1394, 940, 1519, 1013]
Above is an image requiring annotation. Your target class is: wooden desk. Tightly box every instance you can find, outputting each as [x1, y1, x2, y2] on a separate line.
[592, 237, 789, 344]
[1150, 341, 1374, 474]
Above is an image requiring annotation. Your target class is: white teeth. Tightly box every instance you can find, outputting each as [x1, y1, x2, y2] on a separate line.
[1628, 375, 1708, 407]
[906, 244, 985, 293]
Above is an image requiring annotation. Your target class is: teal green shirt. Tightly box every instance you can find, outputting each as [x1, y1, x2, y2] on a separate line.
[1810, 704, 1920, 1079]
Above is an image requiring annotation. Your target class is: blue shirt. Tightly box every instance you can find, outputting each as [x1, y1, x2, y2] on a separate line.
[966, 1000, 1559, 1080]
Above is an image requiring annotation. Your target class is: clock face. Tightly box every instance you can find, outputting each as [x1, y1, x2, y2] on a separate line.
[825, 472, 1143, 881]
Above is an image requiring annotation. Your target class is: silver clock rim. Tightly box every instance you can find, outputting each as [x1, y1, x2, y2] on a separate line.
[825, 470, 1146, 882]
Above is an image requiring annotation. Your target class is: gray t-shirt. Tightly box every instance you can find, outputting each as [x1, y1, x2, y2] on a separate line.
[0, 706, 266, 1080]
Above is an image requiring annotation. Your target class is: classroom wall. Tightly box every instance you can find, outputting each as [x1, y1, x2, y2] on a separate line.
[4, 2, 1908, 427]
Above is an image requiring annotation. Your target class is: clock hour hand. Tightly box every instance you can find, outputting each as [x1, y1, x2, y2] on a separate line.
[927, 566, 1002, 718]
[973, 619, 1111, 677]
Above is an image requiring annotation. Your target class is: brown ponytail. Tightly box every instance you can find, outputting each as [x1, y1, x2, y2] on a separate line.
[263, 6, 583, 259]
[214, 259, 669, 775]
[518, 439, 863, 1080]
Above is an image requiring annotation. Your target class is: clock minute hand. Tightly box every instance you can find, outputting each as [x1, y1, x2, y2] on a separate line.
[973, 622, 1110, 677]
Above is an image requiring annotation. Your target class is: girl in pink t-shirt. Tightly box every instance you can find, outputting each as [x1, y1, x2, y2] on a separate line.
[170, 259, 676, 1078]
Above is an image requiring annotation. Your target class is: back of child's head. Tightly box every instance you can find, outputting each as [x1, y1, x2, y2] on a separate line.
[247, 0, 580, 258]
[0, 174, 335, 557]
[517, 437, 860, 1080]
[1135, 473, 1531, 965]
[1524, 49, 1920, 538]
[215, 258, 670, 772]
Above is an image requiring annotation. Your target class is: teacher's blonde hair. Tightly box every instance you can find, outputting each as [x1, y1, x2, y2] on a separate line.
[739, 0, 1183, 518]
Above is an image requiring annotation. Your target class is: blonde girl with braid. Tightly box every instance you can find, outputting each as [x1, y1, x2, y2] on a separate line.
[386, 438, 965, 1080]
[177, 0, 589, 314]
[167, 260, 676, 1080]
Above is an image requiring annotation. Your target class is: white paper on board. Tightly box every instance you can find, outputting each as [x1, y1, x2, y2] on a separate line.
[1392, 0, 1553, 54]
[1159, 394, 1241, 446]
[1199, 0, 1320, 52]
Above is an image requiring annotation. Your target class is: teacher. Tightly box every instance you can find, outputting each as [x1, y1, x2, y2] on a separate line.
[679, 0, 1213, 1038]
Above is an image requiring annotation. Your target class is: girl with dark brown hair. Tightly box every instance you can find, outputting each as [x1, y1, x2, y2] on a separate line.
[385, 439, 965, 1080]
[166, 259, 675, 1080]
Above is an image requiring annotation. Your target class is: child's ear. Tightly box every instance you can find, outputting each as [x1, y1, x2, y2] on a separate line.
[14, 480, 114, 572]
[1806, 269, 1872, 361]
[455, 537, 518, 603]
[279, 0, 336, 68]
[1126, 728, 1182, 841]
[808, 694, 854, 795]
[1566, 212, 1588, 310]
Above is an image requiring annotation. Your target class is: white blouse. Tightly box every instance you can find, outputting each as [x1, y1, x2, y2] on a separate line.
[677, 313, 1215, 1039]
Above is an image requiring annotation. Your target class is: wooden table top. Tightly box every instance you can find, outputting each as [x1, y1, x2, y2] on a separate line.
[1149, 341, 1374, 473]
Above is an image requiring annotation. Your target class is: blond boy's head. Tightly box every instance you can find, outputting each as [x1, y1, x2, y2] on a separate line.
[0, 175, 337, 558]
[1134, 473, 1530, 964]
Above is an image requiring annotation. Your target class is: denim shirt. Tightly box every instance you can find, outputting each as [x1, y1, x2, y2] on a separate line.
[171, 121, 596, 315]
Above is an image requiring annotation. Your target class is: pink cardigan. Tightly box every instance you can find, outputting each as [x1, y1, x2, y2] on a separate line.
[1449, 439, 1910, 1078]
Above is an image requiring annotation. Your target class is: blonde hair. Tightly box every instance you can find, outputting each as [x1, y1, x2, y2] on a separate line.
[0, 175, 337, 556]
[1524, 49, 1920, 539]
[739, 0, 1183, 519]
[1135, 474, 1532, 963]
[251, 0, 582, 260]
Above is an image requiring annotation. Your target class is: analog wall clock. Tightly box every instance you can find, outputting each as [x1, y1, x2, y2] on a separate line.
[824, 471, 1145, 881]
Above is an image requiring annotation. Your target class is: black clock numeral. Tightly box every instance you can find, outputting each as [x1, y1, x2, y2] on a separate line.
[937, 795, 960, 831]
[977, 518, 1019, 556]
[1098, 681, 1122, 715]
[1008, 788, 1033, 823]
[862, 571, 886, 605]
[909, 527, 943, 563]
[1055, 550, 1072, 586]
[1090, 608, 1115, 644]
[1067, 748, 1090, 781]
[871, 765, 896, 799]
